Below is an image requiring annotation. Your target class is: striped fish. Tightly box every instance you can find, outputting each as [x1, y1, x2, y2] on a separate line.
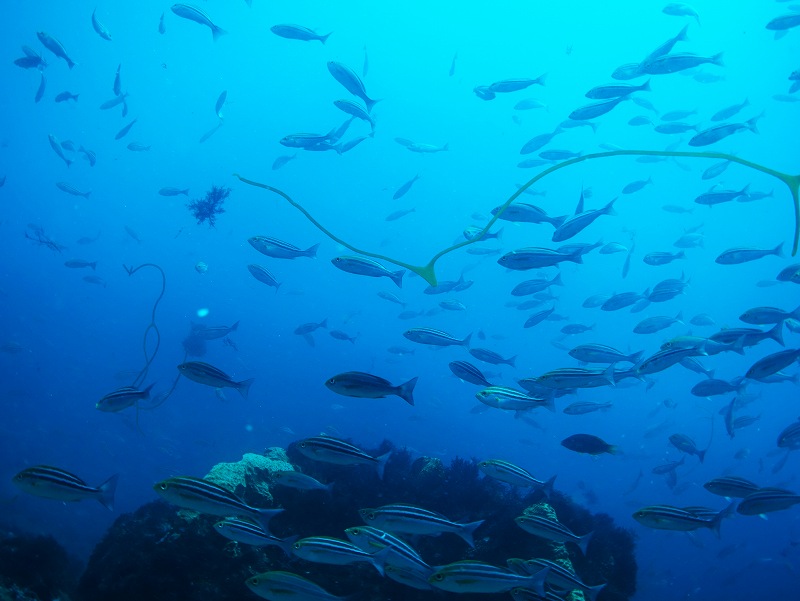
[331, 256, 404, 287]
[511, 558, 605, 601]
[514, 514, 593, 555]
[13, 465, 118, 510]
[170, 4, 226, 41]
[403, 327, 471, 348]
[535, 365, 615, 389]
[296, 436, 391, 479]
[191, 321, 239, 340]
[248, 236, 319, 260]
[56, 182, 91, 198]
[737, 488, 800, 516]
[449, 360, 492, 387]
[478, 459, 556, 499]
[385, 564, 436, 590]
[177, 361, 254, 398]
[476, 386, 555, 412]
[213, 518, 295, 555]
[703, 476, 760, 498]
[345, 526, 431, 574]
[429, 560, 547, 595]
[291, 536, 387, 575]
[778, 419, 800, 449]
[96, 383, 155, 412]
[247, 264, 281, 291]
[359, 503, 484, 548]
[246, 571, 344, 601]
[153, 476, 282, 531]
[632, 504, 732, 537]
[272, 471, 333, 493]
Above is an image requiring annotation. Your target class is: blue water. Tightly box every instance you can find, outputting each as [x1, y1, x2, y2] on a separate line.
[2, 1, 799, 599]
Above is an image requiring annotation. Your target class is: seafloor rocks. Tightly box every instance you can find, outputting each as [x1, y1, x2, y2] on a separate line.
[77, 443, 637, 601]
[0, 529, 80, 601]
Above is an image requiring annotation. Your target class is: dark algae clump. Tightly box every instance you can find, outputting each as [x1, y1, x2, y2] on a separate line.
[187, 185, 230, 227]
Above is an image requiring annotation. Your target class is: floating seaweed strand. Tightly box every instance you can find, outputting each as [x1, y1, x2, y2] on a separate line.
[235, 150, 799, 286]
[122, 263, 183, 414]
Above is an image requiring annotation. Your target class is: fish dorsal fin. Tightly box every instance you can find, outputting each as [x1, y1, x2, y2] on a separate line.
[575, 186, 585, 214]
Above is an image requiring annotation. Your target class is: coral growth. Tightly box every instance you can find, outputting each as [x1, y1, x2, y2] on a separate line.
[186, 185, 230, 227]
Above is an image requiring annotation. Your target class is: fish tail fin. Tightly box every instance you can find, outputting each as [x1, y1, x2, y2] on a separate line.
[66, 159, 73, 168]
[319, 318, 328, 329]
[697, 448, 706, 463]
[494, 226, 504, 240]
[457, 519, 485, 548]
[236, 378, 256, 399]
[641, 78, 652, 92]
[585, 583, 607, 601]
[319, 32, 332, 44]
[230, 321, 240, 332]
[397, 376, 418, 406]
[83, 191, 92, 199]
[211, 26, 227, 42]
[390, 269, 405, 288]
[442, 143, 450, 151]
[677, 23, 690, 42]
[551, 215, 568, 228]
[97, 474, 119, 511]
[711, 52, 724, 67]
[67, 58, 76, 70]
[536, 72, 548, 86]
[90, 262, 97, 271]
[142, 382, 156, 398]
[773, 242, 784, 257]
[181, 189, 189, 195]
[254, 508, 283, 532]
[603, 363, 616, 386]
[578, 529, 594, 555]
[462, 333, 473, 348]
[364, 97, 380, 113]
[629, 350, 645, 364]
[305, 243, 320, 258]
[507, 355, 517, 368]
[676, 310, 684, 324]
[375, 450, 391, 479]
[709, 502, 735, 538]
[541, 393, 557, 413]
[608, 445, 622, 455]
[278, 534, 299, 557]
[541, 474, 557, 500]
[552, 273, 564, 287]
[605, 197, 618, 215]
[746, 115, 760, 134]
[768, 322, 785, 347]
[369, 546, 391, 576]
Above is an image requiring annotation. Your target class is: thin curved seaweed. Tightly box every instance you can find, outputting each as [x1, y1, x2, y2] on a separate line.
[122, 263, 182, 413]
[236, 151, 799, 286]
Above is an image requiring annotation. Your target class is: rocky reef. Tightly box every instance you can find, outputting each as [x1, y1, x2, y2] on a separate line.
[0, 527, 81, 601]
[73, 442, 636, 601]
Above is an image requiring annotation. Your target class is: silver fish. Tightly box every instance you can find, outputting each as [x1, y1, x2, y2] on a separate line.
[13, 466, 117, 510]
[170, 4, 226, 41]
[177, 361, 255, 398]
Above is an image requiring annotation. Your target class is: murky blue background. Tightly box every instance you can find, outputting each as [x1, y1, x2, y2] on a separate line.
[1, 1, 798, 598]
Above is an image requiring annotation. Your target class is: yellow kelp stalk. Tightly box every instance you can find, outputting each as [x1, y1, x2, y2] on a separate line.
[235, 151, 799, 286]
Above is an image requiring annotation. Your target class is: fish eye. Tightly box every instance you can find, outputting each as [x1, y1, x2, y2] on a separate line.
[366, 512, 375, 520]
[158, 483, 167, 490]
[328, 378, 336, 385]
[300, 442, 306, 447]
[250, 578, 259, 586]
[434, 574, 444, 581]
[293, 542, 301, 548]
